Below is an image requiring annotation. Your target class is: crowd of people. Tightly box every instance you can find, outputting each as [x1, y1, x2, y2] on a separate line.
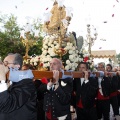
[0, 53, 120, 120]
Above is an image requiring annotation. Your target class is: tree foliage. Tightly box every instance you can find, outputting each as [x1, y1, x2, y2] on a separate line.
[0, 14, 43, 60]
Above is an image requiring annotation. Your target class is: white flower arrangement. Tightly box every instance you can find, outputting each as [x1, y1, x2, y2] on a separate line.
[27, 35, 94, 71]
[40, 35, 83, 71]
[24, 35, 93, 71]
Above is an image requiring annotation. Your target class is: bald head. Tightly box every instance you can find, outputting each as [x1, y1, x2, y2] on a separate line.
[50, 58, 62, 71]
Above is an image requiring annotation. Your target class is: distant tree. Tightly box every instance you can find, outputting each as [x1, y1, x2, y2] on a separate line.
[0, 14, 43, 59]
[0, 14, 25, 59]
[26, 18, 43, 56]
[116, 53, 120, 59]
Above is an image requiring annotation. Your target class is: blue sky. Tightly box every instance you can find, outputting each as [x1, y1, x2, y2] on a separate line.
[0, 0, 120, 53]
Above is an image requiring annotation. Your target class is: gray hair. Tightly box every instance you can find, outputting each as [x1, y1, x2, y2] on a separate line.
[98, 62, 105, 68]
[8, 53, 23, 69]
[52, 58, 63, 67]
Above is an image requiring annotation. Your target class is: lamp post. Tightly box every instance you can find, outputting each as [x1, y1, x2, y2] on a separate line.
[85, 24, 98, 56]
[20, 22, 39, 60]
[117, 58, 120, 67]
[118, 61, 120, 67]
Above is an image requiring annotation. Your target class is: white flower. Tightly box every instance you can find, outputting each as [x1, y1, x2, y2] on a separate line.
[66, 60, 70, 64]
[50, 52, 56, 56]
[42, 50, 47, 55]
[43, 63, 49, 68]
[51, 44, 54, 47]
[30, 58, 34, 63]
[90, 65, 93, 68]
[71, 63, 75, 67]
[61, 81, 67, 86]
[55, 45, 59, 49]
[88, 60, 91, 63]
[53, 41, 57, 44]
[69, 55, 74, 60]
[79, 58, 83, 62]
[48, 43, 51, 47]
[74, 63, 78, 67]
[76, 50, 78, 53]
[69, 50, 73, 54]
[72, 47, 75, 50]
[71, 67, 75, 71]
[67, 42, 70, 46]
[44, 45, 48, 49]
[71, 58, 75, 62]
[90, 57, 93, 60]
[65, 65, 70, 71]
[44, 40, 49, 44]
[34, 62, 37, 66]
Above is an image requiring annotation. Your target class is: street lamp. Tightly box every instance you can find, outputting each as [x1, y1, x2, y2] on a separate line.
[85, 24, 98, 56]
[117, 58, 120, 67]
[20, 22, 39, 60]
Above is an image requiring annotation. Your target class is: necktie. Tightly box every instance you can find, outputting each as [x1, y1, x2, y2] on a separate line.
[50, 85, 55, 91]
[82, 81, 85, 87]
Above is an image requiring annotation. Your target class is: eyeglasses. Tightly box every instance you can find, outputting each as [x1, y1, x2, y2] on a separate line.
[2, 61, 16, 66]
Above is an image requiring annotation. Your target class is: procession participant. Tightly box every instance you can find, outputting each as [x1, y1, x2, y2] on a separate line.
[112, 67, 118, 72]
[106, 64, 120, 120]
[117, 70, 120, 109]
[96, 62, 111, 120]
[106, 64, 113, 72]
[0, 61, 9, 93]
[73, 62, 98, 120]
[34, 79, 45, 120]
[0, 53, 37, 120]
[37, 58, 73, 120]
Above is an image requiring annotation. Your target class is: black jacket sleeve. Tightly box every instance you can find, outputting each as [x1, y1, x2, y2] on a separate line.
[0, 84, 32, 113]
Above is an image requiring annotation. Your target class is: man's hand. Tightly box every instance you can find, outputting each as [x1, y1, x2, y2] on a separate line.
[47, 70, 59, 91]
[84, 71, 89, 80]
[52, 70, 59, 84]
[0, 64, 9, 82]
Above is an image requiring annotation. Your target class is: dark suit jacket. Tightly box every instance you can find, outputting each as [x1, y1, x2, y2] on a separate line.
[38, 77, 73, 118]
[109, 76, 119, 93]
[117, 76, 120, 90]
[73, 77, 98, 109]
[0, 79, 37, 120]
[101, 76, 111, 97]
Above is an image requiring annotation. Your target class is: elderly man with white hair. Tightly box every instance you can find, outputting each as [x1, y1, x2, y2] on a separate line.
[37, 58, 73, 120]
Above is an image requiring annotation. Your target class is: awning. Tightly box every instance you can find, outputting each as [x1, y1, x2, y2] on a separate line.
[91, 50, 116, 58]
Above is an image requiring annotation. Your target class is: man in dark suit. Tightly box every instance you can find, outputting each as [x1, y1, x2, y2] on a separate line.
[106, 64, 120, 120]
[96, 62, 111, 120]
[0, 53, 37, 120]
[38, 58, 73, 120]
[73, 62, 98, 120]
